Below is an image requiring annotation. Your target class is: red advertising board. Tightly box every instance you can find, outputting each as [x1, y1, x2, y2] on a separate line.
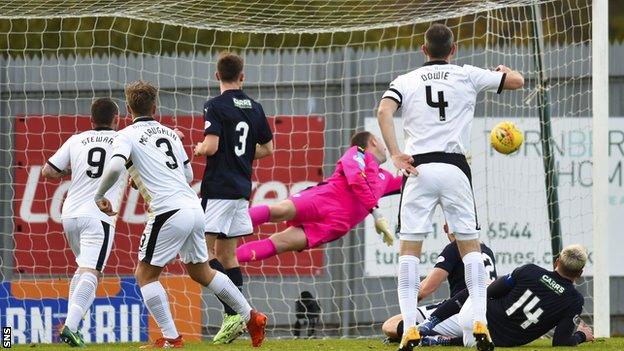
[13, 115, 325, 276]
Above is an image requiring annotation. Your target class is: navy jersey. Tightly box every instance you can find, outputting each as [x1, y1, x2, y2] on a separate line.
[434, 241, 497, 297]
[488, 264, 584, 347]
[201, 89, 273, 200]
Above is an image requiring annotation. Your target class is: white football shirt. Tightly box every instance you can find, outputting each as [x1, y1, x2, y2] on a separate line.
[47, 128, 125, 225]
[382, 62, 505, 155]
[112, 117, 198, 216]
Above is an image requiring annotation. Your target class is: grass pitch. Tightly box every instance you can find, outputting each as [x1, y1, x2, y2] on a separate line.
[9, 337, 624, 350]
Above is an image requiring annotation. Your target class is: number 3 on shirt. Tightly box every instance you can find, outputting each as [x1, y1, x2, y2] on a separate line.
[234, 121, 249, 156]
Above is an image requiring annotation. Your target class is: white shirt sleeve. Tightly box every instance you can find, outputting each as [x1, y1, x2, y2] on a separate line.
[47, 136, 73, 172]
[111, 132, 133, 162]
[174, 135, 190, 167]
[464, 64, 506, 94]
[381, 75, 406, 107]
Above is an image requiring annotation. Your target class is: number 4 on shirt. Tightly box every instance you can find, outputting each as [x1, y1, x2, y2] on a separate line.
[426, 85, 448, 121]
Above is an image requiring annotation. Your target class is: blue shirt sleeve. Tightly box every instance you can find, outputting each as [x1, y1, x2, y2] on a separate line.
[256, 104, 273, 145]
[204, 102, 222, 136]
[434, 243, 460, 273]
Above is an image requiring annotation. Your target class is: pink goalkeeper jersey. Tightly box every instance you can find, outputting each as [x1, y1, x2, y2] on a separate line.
[323, 146, 402, 226]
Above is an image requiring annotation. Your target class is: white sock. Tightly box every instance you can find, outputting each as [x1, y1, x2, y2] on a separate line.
[207, 271, 252, 322]
[140, 281, 179, 339]
[463, 251, 487, 324]
[68, 272, 81, 306]
[65, 272, 97, 332]
[398, 255, 420, 329]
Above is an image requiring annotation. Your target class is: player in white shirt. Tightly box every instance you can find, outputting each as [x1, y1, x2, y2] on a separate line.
[94, 81, 267, 349]
[377, 24, 524, 351]
[41, 98, 125, 347]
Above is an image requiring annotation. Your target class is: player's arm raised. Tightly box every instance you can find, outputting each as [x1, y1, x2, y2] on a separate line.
[495, 65, 524, 90]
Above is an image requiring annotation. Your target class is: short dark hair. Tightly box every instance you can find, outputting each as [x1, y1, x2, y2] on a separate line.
[350, 131, 373, 149]
[91, 97, 118, 126]
[125, 80, 157, 116]
[425, 23, 454, 59]
[217, 52, 244, 83]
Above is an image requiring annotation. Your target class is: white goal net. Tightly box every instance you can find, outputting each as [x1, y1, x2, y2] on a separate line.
[0, 0, 602, 344]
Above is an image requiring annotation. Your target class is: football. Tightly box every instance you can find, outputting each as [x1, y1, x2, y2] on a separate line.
[490, 121, 524, 154]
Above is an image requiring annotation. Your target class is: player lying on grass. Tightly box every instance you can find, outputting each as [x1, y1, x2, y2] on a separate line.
[95, 81, 267, 348]
[382, 228, 497, 345]
[235, 131, 401, 263]
[388, 244, 594, 348]
[42, 98, 125, 347]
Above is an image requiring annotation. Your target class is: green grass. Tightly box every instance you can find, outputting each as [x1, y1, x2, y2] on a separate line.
[9, 338, 624, 350]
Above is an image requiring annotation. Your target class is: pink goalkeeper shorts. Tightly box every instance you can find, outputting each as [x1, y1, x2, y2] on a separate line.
[286, 185, 352, 249]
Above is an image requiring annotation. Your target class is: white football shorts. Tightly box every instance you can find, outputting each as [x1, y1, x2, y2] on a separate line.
[202, 198, 253, 238]
[399, 161, 479, 241]
[138, 207, 208, 267]
[62, 217, 115, 272]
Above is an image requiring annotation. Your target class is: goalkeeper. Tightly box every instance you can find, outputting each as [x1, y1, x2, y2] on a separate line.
[237, 131, 401, 263]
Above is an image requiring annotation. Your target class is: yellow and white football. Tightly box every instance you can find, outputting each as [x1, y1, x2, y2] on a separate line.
[490, 121, 524, 154]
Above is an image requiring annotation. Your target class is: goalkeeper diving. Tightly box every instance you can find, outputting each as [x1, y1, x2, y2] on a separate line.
[236, 131, 401, 263]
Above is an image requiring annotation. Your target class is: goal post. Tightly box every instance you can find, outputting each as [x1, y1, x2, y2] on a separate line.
[0, 0, 610, 344]
[591, 0, 610, 338]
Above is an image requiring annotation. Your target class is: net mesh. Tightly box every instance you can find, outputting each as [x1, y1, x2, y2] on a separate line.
[0, 0, 595, 344]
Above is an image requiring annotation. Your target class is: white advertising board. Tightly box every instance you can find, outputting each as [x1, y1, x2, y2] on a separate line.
[364, 117, 622, 276]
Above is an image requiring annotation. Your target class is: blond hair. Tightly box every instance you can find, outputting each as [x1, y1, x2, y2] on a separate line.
[125, 80, 157, 116]
[558, 244, 587, 277]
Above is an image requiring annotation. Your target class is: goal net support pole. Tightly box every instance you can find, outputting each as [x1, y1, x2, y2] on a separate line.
[530, 3, 563, 259]
[592, 0, 610, 338]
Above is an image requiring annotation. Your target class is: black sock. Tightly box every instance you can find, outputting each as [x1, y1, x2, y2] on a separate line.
[225, 267, 244, 315]
[209, 259, 237, 316]
[396, 320, 404, 340]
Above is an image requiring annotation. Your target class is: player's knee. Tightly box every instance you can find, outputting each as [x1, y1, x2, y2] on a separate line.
[271, 201, 294, 221]
[216, 254, 238, 269]
[77, 267, 101, 277]
[134, 263, 160, 287]
[382, 320, 397, 338]
[382, 315, 402, 339]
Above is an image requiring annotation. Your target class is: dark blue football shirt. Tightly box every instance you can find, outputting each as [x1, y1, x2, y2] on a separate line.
[200, 89, 273, 201]
[488, 264, 584, 347]
[434, 241, 497, 297]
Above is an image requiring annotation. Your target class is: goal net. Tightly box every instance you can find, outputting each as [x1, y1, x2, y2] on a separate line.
[0, 0, 600, 344]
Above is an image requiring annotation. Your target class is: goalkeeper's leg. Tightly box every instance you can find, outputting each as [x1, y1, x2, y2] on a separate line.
[249, 200, 296, 227]
[237, 226, 307, 262]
